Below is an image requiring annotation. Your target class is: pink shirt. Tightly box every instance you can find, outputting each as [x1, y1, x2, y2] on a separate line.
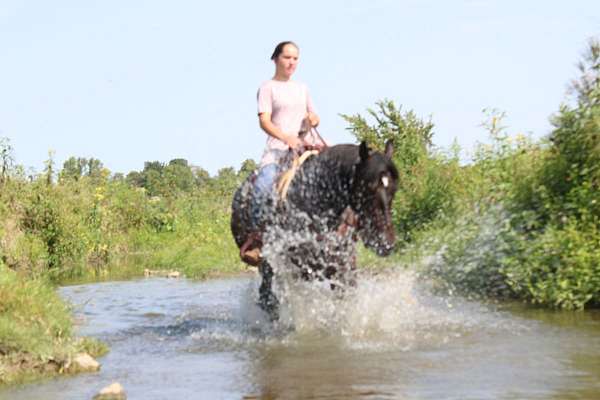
[257, 79, 320, 166]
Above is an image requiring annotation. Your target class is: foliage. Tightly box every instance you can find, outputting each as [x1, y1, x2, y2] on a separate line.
[59, 156, 105, 183]
[0, 137, 14, 185]
[0, 264, 72, 357]
[499, 39, 600, 308]
[0, 261, 108, 385]
[126, 159, 202, 197]
[342, 100, 462, 242]
[340, 40, 600, 310]
[503, 220, 600, 309]
[415, 40, 600, 309]
[342, 99, 433, 172]
[20, 181, 87, 277]
[417, 120, 540, 300]
[0, 151, 248, 384]
[0, 153, 249, 282]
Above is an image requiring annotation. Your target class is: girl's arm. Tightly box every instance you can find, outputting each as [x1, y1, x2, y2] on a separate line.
[258, 112, 302, 149]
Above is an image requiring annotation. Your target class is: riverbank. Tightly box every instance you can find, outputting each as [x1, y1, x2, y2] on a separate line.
[0, 170, 247, 384]
[0, 263, 108, 386]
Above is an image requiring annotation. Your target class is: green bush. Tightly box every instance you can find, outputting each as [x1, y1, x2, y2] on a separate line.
[342, 100, 464, 243]
[504, 220, 600, 309]
[20, 183, 87, 278]
[417, 40, 600, 309]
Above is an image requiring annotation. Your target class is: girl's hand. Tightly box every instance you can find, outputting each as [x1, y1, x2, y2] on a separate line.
[306, 112, 320, 127]
[285, 134, 303, 149]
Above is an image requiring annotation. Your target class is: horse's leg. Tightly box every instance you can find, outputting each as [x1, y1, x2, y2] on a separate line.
[258, 259, 279, 321]
[329, 208, 359, 291]
[345, 241, 358, 288]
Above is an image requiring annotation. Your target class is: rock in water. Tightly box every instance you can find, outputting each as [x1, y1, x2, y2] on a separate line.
[69, 353, 100, 373]
[93, 382, 127, 400]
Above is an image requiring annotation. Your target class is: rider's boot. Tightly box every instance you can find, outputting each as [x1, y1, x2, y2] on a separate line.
[240, 231, 263, 266]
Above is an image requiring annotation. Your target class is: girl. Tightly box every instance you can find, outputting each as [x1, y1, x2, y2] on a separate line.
[252, 41, 325, 229]
[241, 41, 326, 264]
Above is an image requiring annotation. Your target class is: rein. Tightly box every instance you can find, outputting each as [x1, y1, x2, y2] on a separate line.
[276, 127, 328, 201]
[276, 149, 319, 200]
[310, 127, 328, 150]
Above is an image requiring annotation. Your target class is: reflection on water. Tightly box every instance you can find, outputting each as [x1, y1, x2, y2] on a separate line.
[2, 271, 600, 400]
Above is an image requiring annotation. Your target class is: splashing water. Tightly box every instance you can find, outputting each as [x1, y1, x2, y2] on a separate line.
[255, 220, 525, 352]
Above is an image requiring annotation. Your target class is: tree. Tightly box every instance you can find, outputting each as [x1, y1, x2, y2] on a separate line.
[111, 172, 125, 182]
[43, 150, 56, 186]
[341, 99, 434, 173]
[144, 169, 166, 197]
[213, 166, 239, 194]
[86, 158, 104, 180]
[341, 100, 453, 242]
[59, 157, 106, 185]
[60, 157, 86, 181]
[0, 137, 14, 185]
[238, 158, 258, 179]
[126, 171, 144, 187]
[168, 158, 189, 168]
[216, 166, 237, 181]
[141, 161, 165, 196]
[164, 158, 195, 193]
[192, 166, 210, 188]
[542, 38, 600, 222]
[143, 161, 164, 174]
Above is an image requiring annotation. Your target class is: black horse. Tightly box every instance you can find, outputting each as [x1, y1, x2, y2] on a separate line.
[231, 141, 398, 318]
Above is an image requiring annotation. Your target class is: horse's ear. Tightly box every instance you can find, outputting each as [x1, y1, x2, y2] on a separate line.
[384, 140, 394, 159]
[359, 141, 370, 162]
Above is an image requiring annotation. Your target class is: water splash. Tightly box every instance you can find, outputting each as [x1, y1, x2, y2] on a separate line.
[238, 204, 528, 351]
[279, 269, 527, 350]
[418, 203, 519, 300]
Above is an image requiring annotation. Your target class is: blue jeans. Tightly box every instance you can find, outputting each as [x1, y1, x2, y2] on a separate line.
[251, 163, 279, 230]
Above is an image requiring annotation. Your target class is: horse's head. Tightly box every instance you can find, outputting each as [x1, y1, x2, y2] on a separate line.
[351, 140, 398, 256]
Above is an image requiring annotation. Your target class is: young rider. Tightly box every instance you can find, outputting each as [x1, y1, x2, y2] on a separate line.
[243, 41, 326, 262]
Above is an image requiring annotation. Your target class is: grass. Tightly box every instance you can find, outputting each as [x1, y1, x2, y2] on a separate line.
[0, 263, 107, 386]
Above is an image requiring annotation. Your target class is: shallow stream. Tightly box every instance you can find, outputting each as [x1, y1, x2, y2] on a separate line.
[3, 270, 600, 399]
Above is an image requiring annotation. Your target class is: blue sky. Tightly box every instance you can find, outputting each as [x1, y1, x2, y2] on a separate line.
[1, 1, 599, 175]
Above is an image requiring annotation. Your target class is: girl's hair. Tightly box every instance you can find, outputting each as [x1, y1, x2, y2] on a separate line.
[270, 41, 299, 60]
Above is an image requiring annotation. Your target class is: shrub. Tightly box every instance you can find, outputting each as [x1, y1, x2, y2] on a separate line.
[342, 100, 463, 243]
[504, 220, 600, 309]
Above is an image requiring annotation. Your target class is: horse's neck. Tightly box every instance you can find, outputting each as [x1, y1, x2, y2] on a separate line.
[290, 151, 356, 219]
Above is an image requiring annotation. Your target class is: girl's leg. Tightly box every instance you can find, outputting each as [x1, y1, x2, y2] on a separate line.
[251, 163, 279, 230]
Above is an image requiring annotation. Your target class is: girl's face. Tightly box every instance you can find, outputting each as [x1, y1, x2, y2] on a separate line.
[274, 44, 299, 79]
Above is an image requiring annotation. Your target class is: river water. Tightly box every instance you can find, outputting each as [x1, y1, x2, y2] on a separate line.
[2, 270, 600, 399]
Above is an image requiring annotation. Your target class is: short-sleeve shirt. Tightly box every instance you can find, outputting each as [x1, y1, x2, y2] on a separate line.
[257, 79, 318, 166]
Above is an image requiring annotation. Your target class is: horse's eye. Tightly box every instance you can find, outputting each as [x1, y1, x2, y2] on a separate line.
[381, 176, 389, 188]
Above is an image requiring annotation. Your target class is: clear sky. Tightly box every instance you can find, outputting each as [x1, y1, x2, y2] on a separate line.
[1, 1, 599, 175]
